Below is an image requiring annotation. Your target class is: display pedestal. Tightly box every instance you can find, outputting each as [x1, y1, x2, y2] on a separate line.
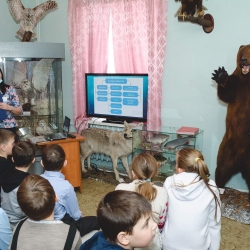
[37, 133, 84, 193]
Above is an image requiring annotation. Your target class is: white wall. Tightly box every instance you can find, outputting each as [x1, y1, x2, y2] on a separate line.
[0, 0, 249, 191]
[162, 0, 249, 190]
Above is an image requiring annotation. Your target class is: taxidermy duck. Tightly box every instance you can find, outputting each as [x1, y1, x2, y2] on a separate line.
[7, 0, 57, 41]
[174, 0, 207, 17]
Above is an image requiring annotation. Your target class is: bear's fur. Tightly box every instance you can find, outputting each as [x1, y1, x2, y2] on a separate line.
[214, 45, 250, 200]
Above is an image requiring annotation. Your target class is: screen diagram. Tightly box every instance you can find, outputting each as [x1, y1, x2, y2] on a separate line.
[93, 76, 144, 118]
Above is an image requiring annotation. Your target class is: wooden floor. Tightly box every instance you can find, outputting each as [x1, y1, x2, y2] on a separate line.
[76, 178, 250, 250]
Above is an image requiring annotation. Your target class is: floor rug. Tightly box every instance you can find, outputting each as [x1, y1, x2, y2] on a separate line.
[220, 188, 250, 224]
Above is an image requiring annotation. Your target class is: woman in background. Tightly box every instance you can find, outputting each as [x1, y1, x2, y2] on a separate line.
[0, 68, 23, 139]
[116, 153, 168, 250]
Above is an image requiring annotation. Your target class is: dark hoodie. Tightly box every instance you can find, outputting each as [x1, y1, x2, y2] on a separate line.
[0, 156, 14, 176]
[1, 168, 29, 193]
[0, 156, 15, 192]
[79, 232, 125, 250]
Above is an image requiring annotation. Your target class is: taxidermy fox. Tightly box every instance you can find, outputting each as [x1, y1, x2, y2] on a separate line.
[80, 121, 141, 182]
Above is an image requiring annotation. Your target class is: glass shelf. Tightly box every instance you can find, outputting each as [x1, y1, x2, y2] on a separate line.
[132, 127, 203, 176]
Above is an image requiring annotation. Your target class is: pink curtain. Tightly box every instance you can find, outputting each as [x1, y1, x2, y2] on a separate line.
[68, 0, 111, 133]
[68, 0, 167, 133]
[112, 0, 167, 131]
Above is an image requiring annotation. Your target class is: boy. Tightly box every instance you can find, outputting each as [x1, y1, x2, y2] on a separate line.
[9, 174, 82, 250]
[1, 142, 35, 228]
[40, 144, 100, 236]
[79, 190, 157, 250]
[0, 129, 15, 206]
[0, 129, 15, 181]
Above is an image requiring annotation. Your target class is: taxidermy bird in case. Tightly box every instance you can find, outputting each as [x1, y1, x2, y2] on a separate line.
[36, 119, 53, 135]
[11, 59, 54, 107]
[7, 0, 58, 41]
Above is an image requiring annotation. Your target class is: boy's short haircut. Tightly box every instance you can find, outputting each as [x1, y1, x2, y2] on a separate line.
[12, 142, 35, 167]
[97, 190, 152, 243]
[41, 144, 65, 171]
[0, 129, 15, 145]
[17, 175, 56, 221]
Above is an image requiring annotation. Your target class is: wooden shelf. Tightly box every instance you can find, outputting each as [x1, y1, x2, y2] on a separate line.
[37, 133, 84, 193]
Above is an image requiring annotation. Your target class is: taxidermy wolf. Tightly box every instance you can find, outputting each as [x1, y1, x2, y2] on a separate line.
[80, 121, 140, 182]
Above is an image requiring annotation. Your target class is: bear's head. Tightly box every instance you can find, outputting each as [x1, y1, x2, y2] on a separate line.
[234, 45, 250, 75]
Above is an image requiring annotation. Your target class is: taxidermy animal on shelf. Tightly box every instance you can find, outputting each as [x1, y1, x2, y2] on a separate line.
[36, 119, 53, 135]
[80, 121, 140, 182]
[20, 79, 36, 105]
[174, 0, 206, 17]
[174, 0, 214, 33]
[212, 44, 250, 202]
[7, 0, 57, 41]
[11, 59, 54, 106]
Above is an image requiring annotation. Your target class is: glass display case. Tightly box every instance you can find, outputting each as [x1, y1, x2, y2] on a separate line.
[132, 126, 203, 177]
[0, 42, 65, 140]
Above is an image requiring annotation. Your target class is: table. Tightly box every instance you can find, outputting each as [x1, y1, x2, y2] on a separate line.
[37, 133, 84, 193]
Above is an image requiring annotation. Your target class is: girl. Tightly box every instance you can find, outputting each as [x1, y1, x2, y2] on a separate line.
[162, 148, 221, 250]
[116, 153, 168, 250]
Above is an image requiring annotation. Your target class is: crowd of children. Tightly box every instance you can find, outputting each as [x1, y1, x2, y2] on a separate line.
[0, 128, 221, 250]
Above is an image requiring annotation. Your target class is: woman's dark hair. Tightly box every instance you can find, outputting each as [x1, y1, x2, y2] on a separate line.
[0, 68, 10, 95]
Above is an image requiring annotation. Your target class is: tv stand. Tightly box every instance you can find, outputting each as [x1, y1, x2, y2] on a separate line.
[103, 119, 134, 124]
[88, 118, 143, 129]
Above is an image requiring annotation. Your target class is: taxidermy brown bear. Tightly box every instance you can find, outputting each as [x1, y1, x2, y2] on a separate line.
[212, 45, 250, 201]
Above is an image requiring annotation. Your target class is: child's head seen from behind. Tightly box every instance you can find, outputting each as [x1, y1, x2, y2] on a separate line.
[176, 148, 209, 178]
[41, 144, 66, 171]
[176, 148, 220, 219]
[17, 174, 56, 221]
[131, 153, 158, 202]
[12, 141, 35, 168]
[97, 190, 157, 249]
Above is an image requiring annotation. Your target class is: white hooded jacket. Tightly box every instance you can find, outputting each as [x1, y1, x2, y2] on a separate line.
[162, 172, 221, 250]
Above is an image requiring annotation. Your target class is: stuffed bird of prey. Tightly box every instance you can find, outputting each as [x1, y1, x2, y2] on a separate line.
[7, 0, 57, 41]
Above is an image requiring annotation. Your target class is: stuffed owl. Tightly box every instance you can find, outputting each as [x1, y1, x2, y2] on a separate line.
[11, 59, 54, 107]
[36, 119, 53, 135]
[7, 0, 58, 41]
[20, 79, 36, 105]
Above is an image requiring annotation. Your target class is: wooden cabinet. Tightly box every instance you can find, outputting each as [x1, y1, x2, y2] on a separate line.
[37, 133, 84, 193]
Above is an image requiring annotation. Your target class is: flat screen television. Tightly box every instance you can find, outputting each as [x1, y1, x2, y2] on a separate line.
[85, 73, 148, 123]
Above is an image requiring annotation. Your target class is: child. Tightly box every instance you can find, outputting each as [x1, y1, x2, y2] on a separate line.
[0, 207, 12, 250]
[115, 153, 168, 250]
[40, 144, 100, 236]
[162, 148, 221, 250]
[1, 142, 35, 228]
[0, 129, 15, 204]
[0, 129, 15, 178]
[79, 190, 157, 250]
[9, 174, 82, 250]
